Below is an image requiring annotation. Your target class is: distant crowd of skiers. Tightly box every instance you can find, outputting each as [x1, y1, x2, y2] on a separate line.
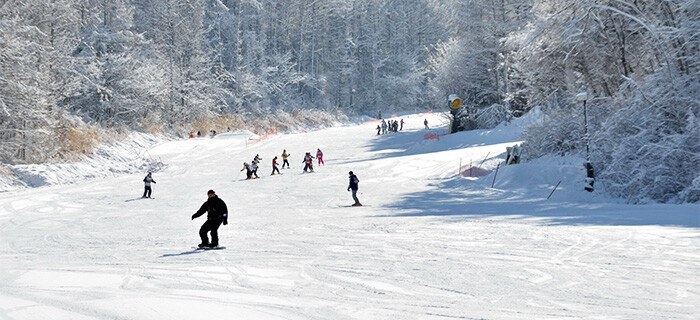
[376, 118, 404, 135]
[238, 148, 325, 179]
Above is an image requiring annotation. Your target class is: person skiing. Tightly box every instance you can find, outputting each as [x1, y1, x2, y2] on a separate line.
[142, 172, 156, 198]
[271, 156, 281, 175]
[316, 148, 324, 166]
[281, 150, 291, 169]
[381, 119, 387, 134]
[347, 171, 361, 206]
[303, 152, 315, 172]
[376, 124, 381, 135]
[393, 120, 398, 132]
[191, 189, 228, 248]
[251, 161, 259, 178]
[253, 154, 262, 164]
[241, 162, 252, 179]
[400, 119, 404, 131]
[424, 119, 429, 129]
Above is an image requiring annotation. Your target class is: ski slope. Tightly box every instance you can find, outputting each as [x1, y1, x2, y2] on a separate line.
[0, 113, 698, 319]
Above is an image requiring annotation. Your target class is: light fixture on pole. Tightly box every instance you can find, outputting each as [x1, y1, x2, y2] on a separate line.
[577, 92, 594, 192]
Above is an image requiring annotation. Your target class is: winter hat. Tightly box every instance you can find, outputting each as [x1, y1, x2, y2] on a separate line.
[207, 190, 215, 195]
[348, 171, 353, 175]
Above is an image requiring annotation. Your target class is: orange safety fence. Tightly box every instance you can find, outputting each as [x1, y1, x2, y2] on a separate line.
[246, 127, 278, 146]
[361, 119, 381, 125]
[423, 132, 440, 141]
[459, 166, 492, 177]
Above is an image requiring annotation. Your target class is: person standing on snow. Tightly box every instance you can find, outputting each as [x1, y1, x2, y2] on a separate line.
[191, 190, 228, 248]
[347, 171, 361, 206]
[381, 119, 387, 134]
[142, 172, 156, 198]
[251, 161, 260, 178]
[316, 148, 324, 166]
[376, 125, 381, 135]
[400, 119, 404, 131]
[281, 150, 291, 169]
[241, 162, 252, 179]
[424, 119, 429, 129]
[303, 152, 315, 172]
[271, 156, 281, 175]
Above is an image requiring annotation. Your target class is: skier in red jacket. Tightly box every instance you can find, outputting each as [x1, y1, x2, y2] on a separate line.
[271, 156, 281, 175]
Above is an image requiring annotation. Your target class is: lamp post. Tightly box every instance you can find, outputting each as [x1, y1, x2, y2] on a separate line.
[577, 92, 594, 192]
[350, 88, 355, 108]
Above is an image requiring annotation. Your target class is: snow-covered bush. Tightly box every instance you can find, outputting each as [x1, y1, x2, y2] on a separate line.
[474, 103, 511, 129]
[591, 75, 700, 203]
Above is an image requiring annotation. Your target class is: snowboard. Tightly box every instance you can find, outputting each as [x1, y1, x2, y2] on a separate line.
[194, 246, 226, 250]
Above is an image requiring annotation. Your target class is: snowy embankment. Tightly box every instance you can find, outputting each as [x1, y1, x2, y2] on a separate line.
[0, 111, 698, 319]
[0, 133, 168, 192]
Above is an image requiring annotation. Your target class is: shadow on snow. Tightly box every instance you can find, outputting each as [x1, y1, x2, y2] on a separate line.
[377, 176, 699, 228]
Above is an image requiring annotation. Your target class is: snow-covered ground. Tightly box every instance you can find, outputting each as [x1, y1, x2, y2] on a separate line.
[0, 112, 698, 319]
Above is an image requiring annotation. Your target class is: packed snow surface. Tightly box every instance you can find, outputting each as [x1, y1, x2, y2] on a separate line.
[0, 112, 698, 319]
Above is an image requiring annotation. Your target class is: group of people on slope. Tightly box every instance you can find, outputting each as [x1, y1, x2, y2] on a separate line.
[241, 154, 263, 179]
[376, 119, 404, 135]
[139, 147, 359, 249]
[241, 148, 324, 177]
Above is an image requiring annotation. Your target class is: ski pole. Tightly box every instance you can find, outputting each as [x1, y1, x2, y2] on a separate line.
[547, 180, 562, 200]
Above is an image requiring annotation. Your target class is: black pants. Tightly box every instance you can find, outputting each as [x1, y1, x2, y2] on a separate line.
[272, 166, 280, 174]
[199, 219, 223, 246]
[143, 186, 152, 198]
[253, 169, 259, 178]
[282, 159, 290, 168]
[304, 164, 313, 172]
[351, 188, 359, 204]
[246, 170, 252, 179]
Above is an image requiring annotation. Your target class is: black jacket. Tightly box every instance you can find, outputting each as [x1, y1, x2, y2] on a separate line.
[348, 174, 359, 190]
[193, 196, 228, 222]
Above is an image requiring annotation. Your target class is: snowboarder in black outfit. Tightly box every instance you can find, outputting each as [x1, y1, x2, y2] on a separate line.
[191, 190, 228, 248]
[347, 171, 361, 206]
[142, 172, 156, 198]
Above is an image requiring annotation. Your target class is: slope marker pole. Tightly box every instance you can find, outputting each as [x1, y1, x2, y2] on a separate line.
[547, 180, 562, 200]
[491, 163, 500, 188]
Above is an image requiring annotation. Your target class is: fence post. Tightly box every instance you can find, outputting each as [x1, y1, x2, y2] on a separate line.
[491, 163, 500, 188]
